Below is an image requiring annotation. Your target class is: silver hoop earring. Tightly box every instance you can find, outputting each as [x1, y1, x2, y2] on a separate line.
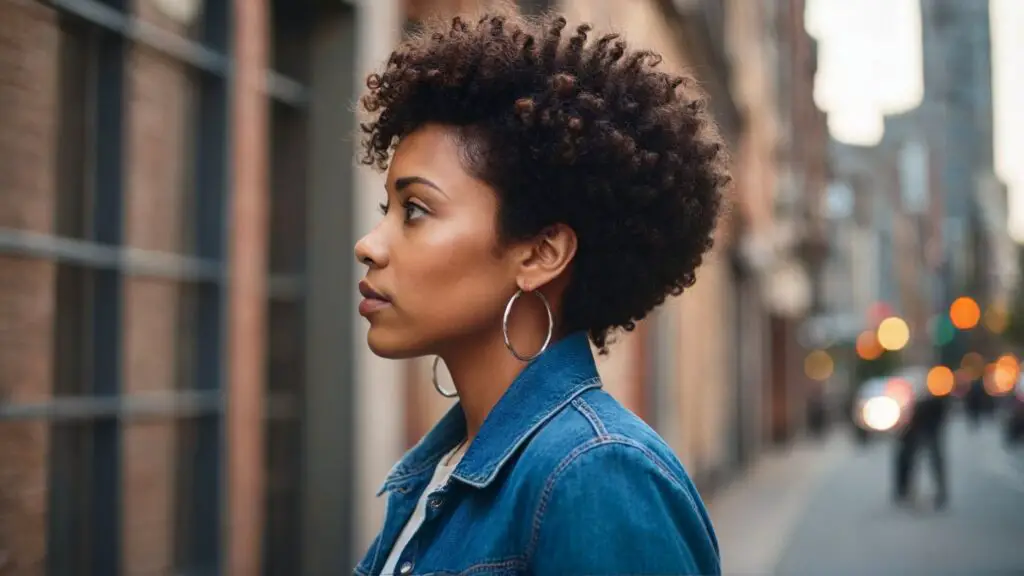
[503, 289, 554, 362]
[432, 356, 458, 398]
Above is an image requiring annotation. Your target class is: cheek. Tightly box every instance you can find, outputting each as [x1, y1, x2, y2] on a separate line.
[395, 225, 510, 331]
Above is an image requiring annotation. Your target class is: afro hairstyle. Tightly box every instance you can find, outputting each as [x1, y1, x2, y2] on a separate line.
[359, 6, 731, 352]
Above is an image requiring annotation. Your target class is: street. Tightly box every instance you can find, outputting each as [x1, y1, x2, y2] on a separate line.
[712, 415, 1024, 575]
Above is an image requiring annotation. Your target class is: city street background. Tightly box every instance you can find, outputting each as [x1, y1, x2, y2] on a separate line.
[0, 0, 1022, 575]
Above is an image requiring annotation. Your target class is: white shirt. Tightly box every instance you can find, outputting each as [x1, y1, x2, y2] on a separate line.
[379, 443, 465, 575]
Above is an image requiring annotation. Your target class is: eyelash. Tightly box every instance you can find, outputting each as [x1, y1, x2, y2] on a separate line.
[378, 201, 428, 222]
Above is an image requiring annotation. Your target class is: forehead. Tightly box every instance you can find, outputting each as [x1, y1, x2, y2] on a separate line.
[388, 124, 466, 181]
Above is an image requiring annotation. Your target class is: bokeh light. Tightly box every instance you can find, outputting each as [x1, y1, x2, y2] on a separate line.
[927, 366, 955, 396]
[867, 301, 895, 326]
[960, 352, 986, 380]
[861, 396, 901, 432]
[983, 304, 1009, 334]
[983, 358, 1017, 396]
[855, 330, 884, 360]
[995, 353, 1018, 371]
[949, 297, 981, 330]
[984, 365, 1001, 396]
[876, 316, 910, 351]
[804, 350, 834, 381]
[991, 354, 1019, 395]
[886, 377, 914, 406]
[955, 367, 974, 386]
[930, 314, 956, 346]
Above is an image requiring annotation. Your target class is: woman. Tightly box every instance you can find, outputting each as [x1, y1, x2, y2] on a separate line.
[353, 5, 729, 575]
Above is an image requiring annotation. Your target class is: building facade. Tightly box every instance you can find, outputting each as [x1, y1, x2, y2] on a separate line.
[0, 0, 399, 574]
[919, 0, 1010, 318]
[723, 0, 828, 445]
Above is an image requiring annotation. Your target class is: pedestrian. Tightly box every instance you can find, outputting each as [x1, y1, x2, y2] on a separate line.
[352, 4, 729, 576]
[894, 381, 950, 509]
[964, 377, 985, 428]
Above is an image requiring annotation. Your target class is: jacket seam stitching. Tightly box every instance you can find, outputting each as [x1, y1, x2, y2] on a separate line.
[525, 436, 695, 564]
[571, 396, 608, 437]
[455, 557, 528, 574]
[399, 557, 527, 575]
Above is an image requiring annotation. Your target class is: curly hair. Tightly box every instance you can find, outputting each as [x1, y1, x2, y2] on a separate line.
[360, 7, 730, 352]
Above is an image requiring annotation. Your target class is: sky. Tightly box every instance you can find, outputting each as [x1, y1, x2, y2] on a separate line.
[806, 0, 1024, 240]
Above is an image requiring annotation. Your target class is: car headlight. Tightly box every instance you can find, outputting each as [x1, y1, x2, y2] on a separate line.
[862, 396, 901, 431]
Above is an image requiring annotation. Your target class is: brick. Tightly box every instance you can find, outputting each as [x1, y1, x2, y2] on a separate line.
[120, 0, 194, 570]
[0, 1, 59, 574]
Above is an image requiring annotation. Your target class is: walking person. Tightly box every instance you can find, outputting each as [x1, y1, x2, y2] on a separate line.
[352, 4, 730, 575]
[894, 388, 950, 509]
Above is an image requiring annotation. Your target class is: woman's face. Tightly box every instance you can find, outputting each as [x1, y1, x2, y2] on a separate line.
[354, 124, 521, 358]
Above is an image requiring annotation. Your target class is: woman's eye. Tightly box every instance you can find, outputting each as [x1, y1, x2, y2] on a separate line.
[403, 202, 428, 222]
[378, 202, 388, 215]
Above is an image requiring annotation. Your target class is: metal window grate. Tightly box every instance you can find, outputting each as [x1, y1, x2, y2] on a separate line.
[0, 227, 305, 299]
[9, 0, 227, 573]
[5, 1, 316, 575]
[48, 0, 309, 106]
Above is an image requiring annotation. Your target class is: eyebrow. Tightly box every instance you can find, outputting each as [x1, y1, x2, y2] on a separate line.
[394, 176, 447, 198]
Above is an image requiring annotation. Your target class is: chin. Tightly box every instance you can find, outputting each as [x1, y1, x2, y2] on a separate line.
[366, 326, 424, 360]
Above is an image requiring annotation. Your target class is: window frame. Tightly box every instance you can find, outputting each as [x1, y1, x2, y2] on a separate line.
[0, 0, 284, 573]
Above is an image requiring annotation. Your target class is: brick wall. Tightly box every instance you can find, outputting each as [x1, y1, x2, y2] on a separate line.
[0, 1, 60, 574]
[0, 0, 212, 572]
[119, 0, 194, 571]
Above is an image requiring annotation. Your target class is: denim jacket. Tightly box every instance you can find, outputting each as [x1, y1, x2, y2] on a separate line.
[354, 332, 721, 576]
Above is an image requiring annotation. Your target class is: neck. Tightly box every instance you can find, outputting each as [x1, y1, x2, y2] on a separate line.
[441, 337, 524, 443]
[440, 301, 555, 442]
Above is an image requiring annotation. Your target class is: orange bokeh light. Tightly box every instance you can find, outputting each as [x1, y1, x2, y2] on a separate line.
[983, 357, 1018, 396]
[856, 330, 884, 360]
[949, 297, 981, 330]
[804, 350, 834, 382]
[960, 352, 985, 379]
[927, 366, 955, 397]
[984, 305, 1009, 334]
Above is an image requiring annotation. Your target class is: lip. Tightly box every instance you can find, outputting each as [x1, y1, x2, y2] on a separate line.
[358, 280, 392, 317]
[359, 280, 389, 301]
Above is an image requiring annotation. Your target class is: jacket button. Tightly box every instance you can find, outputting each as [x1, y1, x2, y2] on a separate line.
[398, 561, 414, 574]
[429, 497, 443, 509]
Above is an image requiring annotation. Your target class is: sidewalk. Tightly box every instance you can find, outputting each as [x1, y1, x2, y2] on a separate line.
[706, 430, 853, 575]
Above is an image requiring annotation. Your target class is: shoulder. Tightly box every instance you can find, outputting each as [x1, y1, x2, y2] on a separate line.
[521, 387, 692, 488]
[516, 389, 720, 574]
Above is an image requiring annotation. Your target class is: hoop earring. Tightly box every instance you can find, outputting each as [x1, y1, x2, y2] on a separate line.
[432, 356, 458, 398]
[503, 289, 554, 362]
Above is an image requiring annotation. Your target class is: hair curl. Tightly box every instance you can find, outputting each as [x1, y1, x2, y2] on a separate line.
[360, 8, 730, 352]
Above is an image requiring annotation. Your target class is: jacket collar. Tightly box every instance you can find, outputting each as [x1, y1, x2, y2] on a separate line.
[377, 331, 602, 495]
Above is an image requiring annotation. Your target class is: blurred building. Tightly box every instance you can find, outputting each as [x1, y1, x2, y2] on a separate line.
[0, 0, 399, 574]
[828, 111, 936, 367]
[823, 0, 1013, 376]
[920, 0, 1013, 330]
[725, 0, 829, 445]
[0, 0, 828, 574]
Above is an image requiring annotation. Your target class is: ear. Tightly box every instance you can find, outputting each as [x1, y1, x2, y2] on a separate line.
[514, 223, 578, 292]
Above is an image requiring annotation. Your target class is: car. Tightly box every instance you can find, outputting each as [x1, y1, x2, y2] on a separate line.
[1003, 375, 1024, 445]
[850, 371, 919, 444]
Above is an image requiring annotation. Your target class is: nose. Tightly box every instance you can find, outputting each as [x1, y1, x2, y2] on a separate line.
[354, 227, 388, 269]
